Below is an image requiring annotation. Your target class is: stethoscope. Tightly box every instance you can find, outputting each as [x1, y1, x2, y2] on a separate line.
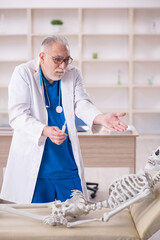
[39, 66, 63, 114]
[39, 66, 67, 133]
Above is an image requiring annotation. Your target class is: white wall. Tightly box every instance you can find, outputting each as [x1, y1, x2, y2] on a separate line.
[0, 0, 160, 9]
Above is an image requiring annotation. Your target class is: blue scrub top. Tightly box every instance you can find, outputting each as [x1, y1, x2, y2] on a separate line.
[38, 71, 78, 180]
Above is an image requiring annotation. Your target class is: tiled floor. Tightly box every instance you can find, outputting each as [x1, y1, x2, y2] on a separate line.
[85, 135, 160, 201]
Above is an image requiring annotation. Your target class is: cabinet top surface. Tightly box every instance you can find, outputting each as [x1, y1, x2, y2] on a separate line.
[78, 125, 139, 137]
[0, 125, 139, 137]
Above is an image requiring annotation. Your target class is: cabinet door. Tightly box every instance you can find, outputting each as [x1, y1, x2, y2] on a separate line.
[0, 136, 12, 189]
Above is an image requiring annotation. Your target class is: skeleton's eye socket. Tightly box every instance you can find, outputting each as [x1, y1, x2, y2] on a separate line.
[155, 149, 159, 156]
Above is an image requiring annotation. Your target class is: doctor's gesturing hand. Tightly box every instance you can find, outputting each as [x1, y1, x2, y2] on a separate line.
[42, 126, 67, 145]
[93, 112, 128, 132]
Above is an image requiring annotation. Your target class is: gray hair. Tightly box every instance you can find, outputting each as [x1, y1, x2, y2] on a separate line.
[40, 35, 70, 53]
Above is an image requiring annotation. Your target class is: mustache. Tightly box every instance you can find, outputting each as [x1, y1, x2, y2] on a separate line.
[54, 69, 65, 74]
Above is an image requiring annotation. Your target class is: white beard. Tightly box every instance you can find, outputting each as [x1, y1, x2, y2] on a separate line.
[48, 69, 66, 81]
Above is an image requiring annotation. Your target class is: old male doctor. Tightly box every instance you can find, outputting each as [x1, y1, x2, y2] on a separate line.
[0, 35, 127, 204]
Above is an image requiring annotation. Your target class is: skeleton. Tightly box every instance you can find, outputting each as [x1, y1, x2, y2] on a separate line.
[1, 146, 160, 227]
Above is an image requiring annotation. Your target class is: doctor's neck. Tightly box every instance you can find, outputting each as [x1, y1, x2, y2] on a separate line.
[40, 64, 54, 85]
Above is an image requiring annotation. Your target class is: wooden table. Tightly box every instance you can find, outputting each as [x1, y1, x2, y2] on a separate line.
[78, 125, 138, 173]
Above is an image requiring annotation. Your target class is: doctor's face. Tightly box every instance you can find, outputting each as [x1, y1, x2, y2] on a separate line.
[39, 42, 71, 82]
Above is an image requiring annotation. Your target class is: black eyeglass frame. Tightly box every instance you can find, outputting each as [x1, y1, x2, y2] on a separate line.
[45, 53, 73, 65]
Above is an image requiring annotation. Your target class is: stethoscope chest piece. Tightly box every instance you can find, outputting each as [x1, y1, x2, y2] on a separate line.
[56, 106, 63, 114]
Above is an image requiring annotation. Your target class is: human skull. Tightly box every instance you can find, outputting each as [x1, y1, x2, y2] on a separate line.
[145, 146, 160, 171]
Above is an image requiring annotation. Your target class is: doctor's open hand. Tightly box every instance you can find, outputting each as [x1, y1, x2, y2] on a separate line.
[42, 126, 67, 145]
[93, 112, 128, 132]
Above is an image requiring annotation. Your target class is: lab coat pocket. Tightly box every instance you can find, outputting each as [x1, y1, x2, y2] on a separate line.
[11, 130, 35, 157]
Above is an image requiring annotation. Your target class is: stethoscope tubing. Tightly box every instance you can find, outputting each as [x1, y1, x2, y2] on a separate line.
[39, 66, 61, 110]
[39, 66, 66, 132]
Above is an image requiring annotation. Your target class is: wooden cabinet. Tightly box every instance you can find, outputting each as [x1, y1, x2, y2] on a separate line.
[0, 135, 12, 189]
[79, 126, 138, 173]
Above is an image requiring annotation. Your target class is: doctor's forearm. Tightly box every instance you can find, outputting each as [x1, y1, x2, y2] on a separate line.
[93, 114, 105, 125]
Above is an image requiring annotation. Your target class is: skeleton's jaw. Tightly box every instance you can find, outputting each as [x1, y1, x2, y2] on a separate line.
[145, 163, 160, 171]
[145, 146, 160, 171]
[145, 157, 160, 171]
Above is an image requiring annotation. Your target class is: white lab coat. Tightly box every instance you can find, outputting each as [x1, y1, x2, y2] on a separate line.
[0, 59, 102, 204]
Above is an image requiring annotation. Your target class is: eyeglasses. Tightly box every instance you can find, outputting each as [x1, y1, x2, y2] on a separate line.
[45, 53, 73, 65]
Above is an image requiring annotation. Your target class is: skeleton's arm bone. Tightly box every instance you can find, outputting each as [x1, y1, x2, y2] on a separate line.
[67, 217, 103, 227]
[103, 188, 151, 222]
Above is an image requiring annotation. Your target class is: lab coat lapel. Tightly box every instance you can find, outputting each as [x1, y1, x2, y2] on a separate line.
[34, 72, 42, 95]
[33, 59, 48, 124]
[61, 69, 75, 131]
[33, 59, 42, 95]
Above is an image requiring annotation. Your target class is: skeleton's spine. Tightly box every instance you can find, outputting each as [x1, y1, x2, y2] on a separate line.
[85, 200, 108, 212]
